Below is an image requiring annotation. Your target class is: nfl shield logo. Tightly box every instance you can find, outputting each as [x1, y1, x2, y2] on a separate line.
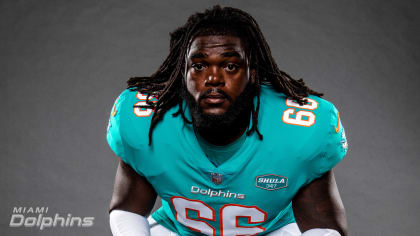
[210, 173, 223, 185]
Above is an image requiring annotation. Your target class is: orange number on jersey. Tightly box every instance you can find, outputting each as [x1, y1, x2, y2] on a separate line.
[282, 98, 319, 127]
[133, 92, 155, 117]
[171, 196, 267, 236]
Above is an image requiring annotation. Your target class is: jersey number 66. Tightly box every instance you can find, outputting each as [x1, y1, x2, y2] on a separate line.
[171, 196, 267, 236]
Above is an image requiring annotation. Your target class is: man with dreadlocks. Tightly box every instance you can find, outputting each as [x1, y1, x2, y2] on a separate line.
[107, 5, 348, 236]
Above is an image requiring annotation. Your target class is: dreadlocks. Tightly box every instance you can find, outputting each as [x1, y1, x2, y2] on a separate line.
[127, 5, 323, 145]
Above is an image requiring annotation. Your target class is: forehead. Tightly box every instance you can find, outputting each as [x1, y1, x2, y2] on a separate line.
[187, 35, 246, 57]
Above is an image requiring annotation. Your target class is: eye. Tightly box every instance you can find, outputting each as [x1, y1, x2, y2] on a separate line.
[192, 63, 205, 71]
[225, 63, 238, 72]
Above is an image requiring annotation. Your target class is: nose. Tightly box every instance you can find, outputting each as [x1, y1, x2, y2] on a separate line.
[205, 66, 225, 87]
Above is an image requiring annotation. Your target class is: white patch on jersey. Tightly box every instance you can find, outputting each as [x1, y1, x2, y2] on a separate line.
[255, 174, 288, 191]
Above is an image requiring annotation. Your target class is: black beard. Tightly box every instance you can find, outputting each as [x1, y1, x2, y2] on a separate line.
[181, 83, 256, 131]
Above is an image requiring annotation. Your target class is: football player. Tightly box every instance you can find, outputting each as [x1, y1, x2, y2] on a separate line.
[107, 5, 348, 236]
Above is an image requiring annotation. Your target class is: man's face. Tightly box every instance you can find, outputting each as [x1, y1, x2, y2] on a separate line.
[185, 35, 253, 117]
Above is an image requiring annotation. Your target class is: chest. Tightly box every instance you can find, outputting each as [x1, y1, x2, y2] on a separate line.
[135, 137, 311, 218]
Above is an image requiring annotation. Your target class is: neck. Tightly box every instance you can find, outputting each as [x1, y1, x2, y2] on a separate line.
[194, 110, 250, 146]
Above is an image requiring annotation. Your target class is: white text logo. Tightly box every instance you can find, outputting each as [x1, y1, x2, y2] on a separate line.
[9, 206, 94, 230]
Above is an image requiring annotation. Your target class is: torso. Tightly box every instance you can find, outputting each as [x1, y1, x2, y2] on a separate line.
[108, 85, 345, 235]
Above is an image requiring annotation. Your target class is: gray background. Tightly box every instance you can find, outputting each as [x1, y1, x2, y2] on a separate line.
[1, 0, 419, 235]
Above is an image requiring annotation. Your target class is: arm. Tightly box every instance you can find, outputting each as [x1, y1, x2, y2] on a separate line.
[109, 160, 157, 236]
[110, 160, 157, 215]
[292, 170, 348, 236]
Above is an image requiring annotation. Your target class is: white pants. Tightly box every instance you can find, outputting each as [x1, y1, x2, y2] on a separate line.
[147, 216, 301, 236]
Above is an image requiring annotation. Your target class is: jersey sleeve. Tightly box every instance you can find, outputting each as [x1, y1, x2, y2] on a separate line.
[106, 92, 130, 163]
[313, 103, 349, 176]
[106, 89, 159, 177]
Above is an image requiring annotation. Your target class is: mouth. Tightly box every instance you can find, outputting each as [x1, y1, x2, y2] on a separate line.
[202, 92, 226, 105]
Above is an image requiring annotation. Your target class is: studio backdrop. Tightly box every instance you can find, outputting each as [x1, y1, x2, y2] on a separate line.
[1, 0, 419, 235]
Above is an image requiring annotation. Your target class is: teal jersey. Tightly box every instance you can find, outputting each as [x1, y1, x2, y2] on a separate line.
[106, 85, 348, 236]
[196, 130, 247, 167]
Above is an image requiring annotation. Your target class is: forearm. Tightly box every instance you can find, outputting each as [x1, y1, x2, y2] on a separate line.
[265, 222, 341, 236]
[110, 209, 150, 236]
[109, 161, 157, 236]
